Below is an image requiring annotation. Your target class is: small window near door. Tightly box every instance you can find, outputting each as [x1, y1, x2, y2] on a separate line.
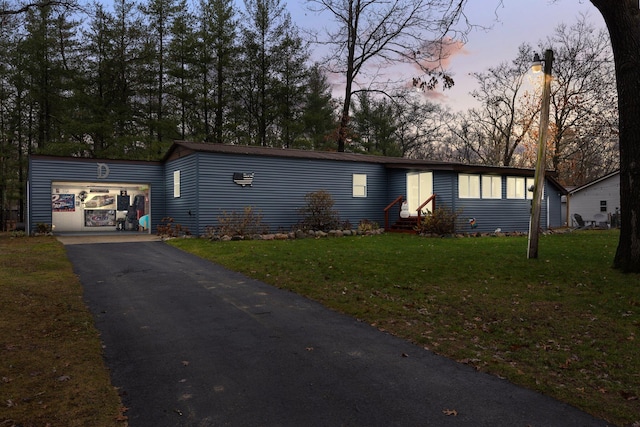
[353, 174, 367, 197]
[174, 170, 181, 198]
[600, 200, 607, 212]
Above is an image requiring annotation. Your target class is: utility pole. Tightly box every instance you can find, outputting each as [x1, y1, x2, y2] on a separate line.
[527, 49, 553, 259]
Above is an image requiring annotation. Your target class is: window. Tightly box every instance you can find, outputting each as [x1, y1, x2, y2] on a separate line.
[353, 173, 367, 197]
[482, 175, 502, 199]
[507, 176, 542, 200]
[600, 200, 607, 212]
[527, 177, 545, 200]
[459, 174, 480, 198]
[506, 177, 525, 199]
[173, 170, 181, 198]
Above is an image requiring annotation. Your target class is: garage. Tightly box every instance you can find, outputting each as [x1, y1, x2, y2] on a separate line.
[28, 155, 164, 235]
[51, 182, 150, 233]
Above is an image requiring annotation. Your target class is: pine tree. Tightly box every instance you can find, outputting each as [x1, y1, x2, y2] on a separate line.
[300, 64, 337, 151]
[235, 0, 301, 147]
[140, 0, 182, 155]
[166, 0, 197, 139]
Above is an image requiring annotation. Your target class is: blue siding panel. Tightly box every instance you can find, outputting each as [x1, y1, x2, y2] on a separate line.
[188, 153, 388, 235]
[547, 181, 564, 228]
[433, 172, 455, 211]
[449, 175, 560, 234]
[164, 155, 199, 234]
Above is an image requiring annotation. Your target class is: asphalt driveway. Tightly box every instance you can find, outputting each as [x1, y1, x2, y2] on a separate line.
[64, 239, 609, 427]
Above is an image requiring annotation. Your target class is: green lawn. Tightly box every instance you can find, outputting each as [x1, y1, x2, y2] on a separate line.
[1, 231, 637, 426]
[168, 230, 640, 426]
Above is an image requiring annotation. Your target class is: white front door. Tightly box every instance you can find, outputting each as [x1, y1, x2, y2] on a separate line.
[406, 172, 433, 216]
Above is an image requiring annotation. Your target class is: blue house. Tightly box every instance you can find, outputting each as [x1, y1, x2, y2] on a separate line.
[27, 141, 567, 236]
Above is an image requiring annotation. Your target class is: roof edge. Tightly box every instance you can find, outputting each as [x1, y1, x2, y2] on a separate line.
[568, 170, 620, 195]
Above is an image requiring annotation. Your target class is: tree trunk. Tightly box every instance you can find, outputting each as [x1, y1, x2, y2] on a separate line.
[336, 0, 358, 153]
[590, 0, 640, 272]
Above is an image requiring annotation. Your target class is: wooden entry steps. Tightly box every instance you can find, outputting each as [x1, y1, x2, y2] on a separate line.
[388, 217, 420, 234]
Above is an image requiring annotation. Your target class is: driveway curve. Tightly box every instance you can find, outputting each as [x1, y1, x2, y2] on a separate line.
[64, 240, 609, 427]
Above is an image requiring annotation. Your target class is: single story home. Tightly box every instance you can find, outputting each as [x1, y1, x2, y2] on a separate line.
[27, 141, 567, 236]
[565, 170, 620, 228]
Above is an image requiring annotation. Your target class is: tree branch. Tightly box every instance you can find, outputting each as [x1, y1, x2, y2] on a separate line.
[0, 0, 76, 16]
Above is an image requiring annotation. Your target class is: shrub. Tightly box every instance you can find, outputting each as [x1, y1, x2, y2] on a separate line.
[157, 217, 191, 237]
[35, 223, 52, 234]
[357, 219, 379, 233]
[298, 190, 340, 231]
[415, 206, 459, 235]
[217, 206, 269, 237]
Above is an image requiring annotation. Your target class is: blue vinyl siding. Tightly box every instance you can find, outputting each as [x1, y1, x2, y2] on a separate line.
[390, 170, 560, 234]
[188, 153, 387, 235]
[28, 143, 565, 237]
[28, 157, 164, 234]
[165, 155, 199, 233]
[451, 175, 558, 233]
[547, 182, 564, 228]
[433, 172, 455, 210]
[387, 170, 406, 200]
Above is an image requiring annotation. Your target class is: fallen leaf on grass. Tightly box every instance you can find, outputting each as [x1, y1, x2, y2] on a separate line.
[181, 360, 189, 366]
[443, 409, 458, 416]
[620, 390, 638, 401]
[57, 375, 71, 382]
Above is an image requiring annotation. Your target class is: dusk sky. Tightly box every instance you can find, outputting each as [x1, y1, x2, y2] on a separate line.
[442, 0, 606, 111]
[287, 0, 607, 112]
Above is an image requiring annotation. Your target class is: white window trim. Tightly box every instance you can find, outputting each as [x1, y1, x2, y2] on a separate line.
[482, 175, 502, 199]
[459, 173, 480, 199]
[174, 170, 181, 198]
[507, 176, 525, 199]
[526, 177, 543, 200]
[353, 173, 367, 197]
[507, 176, 543, 200]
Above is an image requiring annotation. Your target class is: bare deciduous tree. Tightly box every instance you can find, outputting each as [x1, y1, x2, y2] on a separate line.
[0, 0, 77, 16]
[448, 45, 538, 167]
[307, 0, 470, 152]
[543, 17, 618, 186]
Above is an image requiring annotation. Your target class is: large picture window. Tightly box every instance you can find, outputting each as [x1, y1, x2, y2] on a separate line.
[459, 174, 480, 199]
[353, 173, 367, 197]
[482, 175, 502, 199]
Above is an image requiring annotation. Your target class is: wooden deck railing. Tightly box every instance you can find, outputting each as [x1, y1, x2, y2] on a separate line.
[383, 195, 404, 231]
[416, 194, 437, 226]
[384, 194, 437, 231]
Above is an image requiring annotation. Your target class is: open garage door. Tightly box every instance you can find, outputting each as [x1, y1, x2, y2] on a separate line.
[51, 182, 150, 233]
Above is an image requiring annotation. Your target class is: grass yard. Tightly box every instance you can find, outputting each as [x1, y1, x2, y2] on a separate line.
[168, 230, 640, 426]
[0, 235, 125, 426]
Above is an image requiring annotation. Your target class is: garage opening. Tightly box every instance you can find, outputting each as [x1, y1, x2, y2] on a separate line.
[51, 182, 150, 233]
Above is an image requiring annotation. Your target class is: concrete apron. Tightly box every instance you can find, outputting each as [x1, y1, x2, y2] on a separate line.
[56, 233, 162, 245]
